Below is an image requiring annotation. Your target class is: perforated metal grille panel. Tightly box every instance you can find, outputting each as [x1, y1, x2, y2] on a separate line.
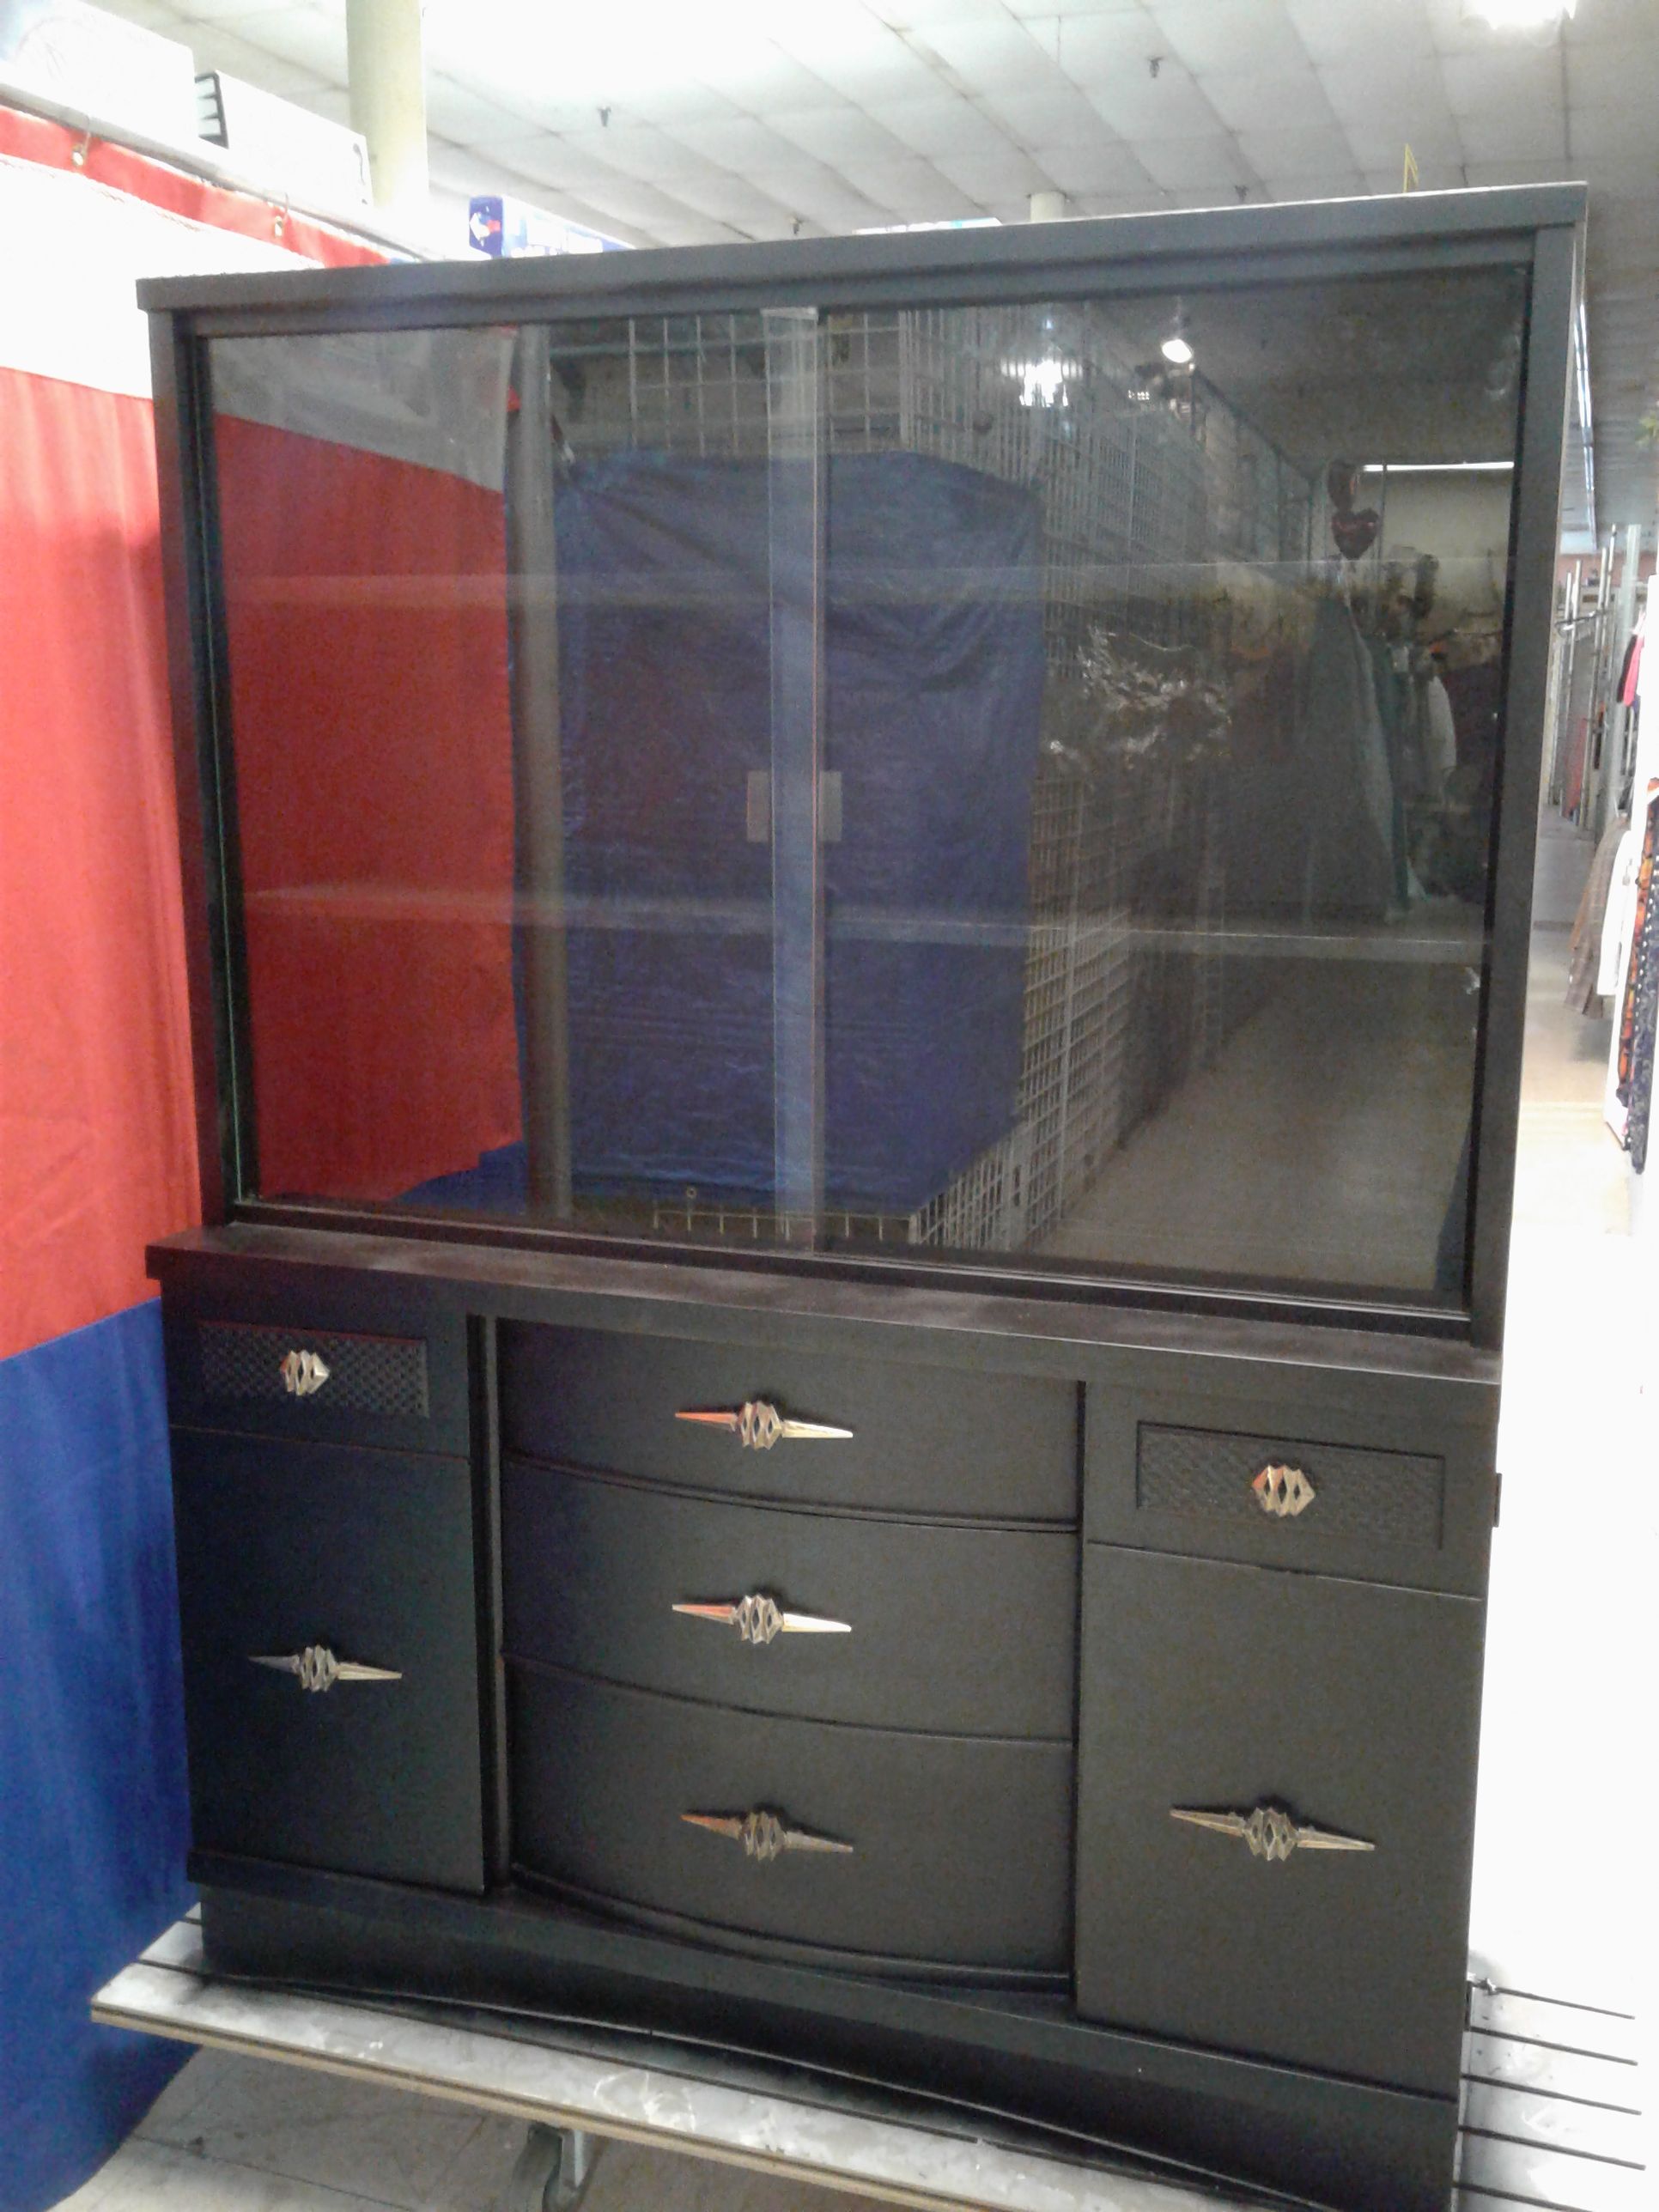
[1137, 1424, 1445, 1551]
[198, 1323, 429, 1419]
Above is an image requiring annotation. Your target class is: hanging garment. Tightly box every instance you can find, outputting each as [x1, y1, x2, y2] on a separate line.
[1297, 595, 1395, 921]
[1566, 810, 1629, 1014]
[1617, 627, 1643, 708]
[1598, 820, 1645, 997]
[1423, 674, 1459, 795]
[1614, 791, 1659, 1106]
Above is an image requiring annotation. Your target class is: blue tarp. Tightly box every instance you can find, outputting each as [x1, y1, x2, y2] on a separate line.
[553, 447, 1045, 1213]
[0, 1301, 192, 2212]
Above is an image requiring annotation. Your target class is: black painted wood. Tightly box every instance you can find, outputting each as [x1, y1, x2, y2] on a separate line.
[162, 1272, 469, 1455]
[508, 1668, 1073, 1975]
[1074, 1548, 1485, 2097]
[170, 1428, 485, 1891]
[501, 1460, 1076, 1738]
[195, 1871, 1462, 2212]
[1086, 1376, 1498, 1595]
[499, 1322, 1079, 1521]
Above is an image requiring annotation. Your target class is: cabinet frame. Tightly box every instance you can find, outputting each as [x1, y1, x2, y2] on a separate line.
[142, 185, 1583, 1351]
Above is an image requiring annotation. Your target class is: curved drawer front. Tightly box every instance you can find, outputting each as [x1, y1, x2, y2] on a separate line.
[170, 1431, 484, 1892]
[501, 1462, 1076, 1738]
[498, 1323, 1078, 1522]
[509, 1670, 1073, 1973]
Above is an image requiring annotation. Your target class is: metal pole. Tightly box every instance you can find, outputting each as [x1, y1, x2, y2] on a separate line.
[346, 0, 428, 222]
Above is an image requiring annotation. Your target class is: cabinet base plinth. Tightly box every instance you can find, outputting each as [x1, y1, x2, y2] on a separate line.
[197, 1866, 1456, 2212]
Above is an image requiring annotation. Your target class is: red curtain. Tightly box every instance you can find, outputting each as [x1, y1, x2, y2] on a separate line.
[0, 368, 198, 1358]
[215, 417, 520, 1201]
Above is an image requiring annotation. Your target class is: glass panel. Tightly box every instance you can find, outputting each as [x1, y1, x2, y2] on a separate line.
[817, 266, 1524, 1307]
[210, 315, 818, 1232]
[210, 257, 1525, 1312]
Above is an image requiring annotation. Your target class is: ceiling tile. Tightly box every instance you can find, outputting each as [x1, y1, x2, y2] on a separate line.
[1566, 41, 1659, 109]
[865, 95, 1017, 158]
[1029, 138, 1159, 194]
[929, 144, 1051, 198]
[1461, 158, 1580, 188]
[483, 133, 629, 193]
[977, 84, 1109, 143]
[1340, 118, 1464, 170]
[665, 170, 795, 228]
[1567, 100, 1659, 163]
[1133, 132, 1254, 190]
[423, 76, 538, 146]
[1082, 58, 1224, 138]
[1442, 42, 1565, 120]
[769, 106, 913, 165]
[572, 81, 745, 128]
[666, 116, 806, 168]
[1285, 0, 1432, 68]
[556, 122, 724, 185]
[1316, 52, 1455, 120]
[1049, 6, 1173, 94]
[307, 86, 352, 126]
[908, 16, 1067, 93]
[745, 163, 887, 226]
[1456, 111, 1569, 165]
[769, 20, 941, 104]
[836, 155, 982, 216]
[1424, 0, 1521, 58]
[1235, 123, 1360, 175]
[1200, 67, 1337, 135]
[1150, 0, 1310, 76]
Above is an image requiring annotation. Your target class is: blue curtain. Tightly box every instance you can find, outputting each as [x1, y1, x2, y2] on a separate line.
[0, 1299, 192, 2212]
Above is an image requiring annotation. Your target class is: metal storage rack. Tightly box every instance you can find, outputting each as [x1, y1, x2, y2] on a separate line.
[554, 305, 1315, 1255]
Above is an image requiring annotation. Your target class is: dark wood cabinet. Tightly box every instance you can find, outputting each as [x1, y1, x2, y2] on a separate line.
[139, 186, 1583, 2212]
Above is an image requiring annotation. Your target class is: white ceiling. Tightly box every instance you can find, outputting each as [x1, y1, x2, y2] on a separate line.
[104, 0, 1659, 526]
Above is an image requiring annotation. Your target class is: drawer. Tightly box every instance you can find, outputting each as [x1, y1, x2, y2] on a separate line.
[509, 1669, 1072, 1975]
[501, 1461, 1076, 1737]
[1085, 1383, 1496, 1594]
[170, 1430, 484, 1891]
[1075, 1548, 1484, 2095]
[163, 1295, 469, 1455]
[498, 1323, 1078, 1522]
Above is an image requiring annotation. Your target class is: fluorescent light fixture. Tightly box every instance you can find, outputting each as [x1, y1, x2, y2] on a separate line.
[1361, 461, 1515, 473]
[1160, 334, 1194, 366]
[1466, 0, 1576, 27]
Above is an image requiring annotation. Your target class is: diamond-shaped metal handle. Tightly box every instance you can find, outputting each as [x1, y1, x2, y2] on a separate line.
[681, 1808, 853, 1861]
[1170, 1800, 1371, 1860]
[249, 1644, 401, 1693]
[1252, 1462, 1314, 1518]
[675, 1399, 852, 1450]
[280, 1348, 331, 1398]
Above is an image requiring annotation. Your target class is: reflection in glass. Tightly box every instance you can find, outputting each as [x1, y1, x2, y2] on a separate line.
[210, 260, 1524, 1311]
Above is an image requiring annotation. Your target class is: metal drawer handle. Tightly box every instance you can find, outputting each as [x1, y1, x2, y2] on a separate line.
[672, 1593, 851, 1644]
[682, 1808, 854, 1861]
[280, 1349, 331, 1398]
[1252, 1462, 1315, 1517]
[1170, 1800, 1372, 1862]
[250, 1644, 401, 1694]
[675, 1399, 853, 1450]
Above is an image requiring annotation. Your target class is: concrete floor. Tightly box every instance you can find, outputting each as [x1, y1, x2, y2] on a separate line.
[58, 817, 1652, 2211]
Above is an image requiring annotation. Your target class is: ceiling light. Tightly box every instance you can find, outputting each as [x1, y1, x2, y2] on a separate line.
[1160, 333, 1194, 366]
[1466, 0, 1577, 29]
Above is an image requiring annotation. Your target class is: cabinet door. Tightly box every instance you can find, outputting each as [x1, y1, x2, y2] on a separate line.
[1075, 1548, 1483, 2095]
[171, 1431, 485, 1891]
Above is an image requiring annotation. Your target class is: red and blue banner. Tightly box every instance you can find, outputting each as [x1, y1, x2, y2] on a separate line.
[0, 103, 382, 2211]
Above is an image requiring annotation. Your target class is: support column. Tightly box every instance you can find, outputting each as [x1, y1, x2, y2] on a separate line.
[346, 0, 428, 222]
[1028, 191, 1067, 223]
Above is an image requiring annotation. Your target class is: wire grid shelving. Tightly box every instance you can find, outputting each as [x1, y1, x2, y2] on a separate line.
[560, 306, 1313, 1255]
